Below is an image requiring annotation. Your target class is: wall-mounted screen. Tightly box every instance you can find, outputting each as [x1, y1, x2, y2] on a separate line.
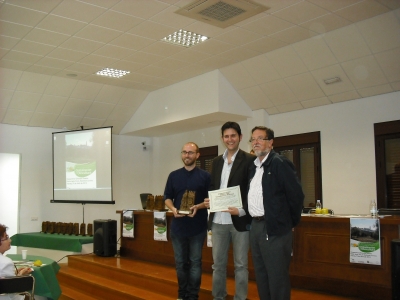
[51, 126, 114, 204]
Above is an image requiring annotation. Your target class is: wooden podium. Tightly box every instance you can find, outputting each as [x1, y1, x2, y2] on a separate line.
[117, 210, 400, 299]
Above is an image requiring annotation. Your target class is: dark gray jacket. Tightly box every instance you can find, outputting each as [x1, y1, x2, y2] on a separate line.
[248, 150, 304, 236]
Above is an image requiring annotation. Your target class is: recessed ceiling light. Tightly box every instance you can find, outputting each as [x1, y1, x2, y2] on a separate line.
[324, 77, 341, 85]
[161, 29, 208, 47]
[96, 68, 130, 78]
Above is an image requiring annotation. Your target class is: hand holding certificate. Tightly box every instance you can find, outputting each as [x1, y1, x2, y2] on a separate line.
[208, 185, 242, 212]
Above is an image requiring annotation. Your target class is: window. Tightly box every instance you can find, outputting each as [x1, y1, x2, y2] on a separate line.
[196, 146, 218, 173]
[273, 132, 322, 208]
[374, 120, 400, 209]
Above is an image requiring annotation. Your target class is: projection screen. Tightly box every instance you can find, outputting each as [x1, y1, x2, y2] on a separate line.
[51, 126, 114, 204]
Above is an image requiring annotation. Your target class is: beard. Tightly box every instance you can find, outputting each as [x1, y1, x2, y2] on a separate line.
[254, 148, 270, 157]
[182, 157, 196, 167]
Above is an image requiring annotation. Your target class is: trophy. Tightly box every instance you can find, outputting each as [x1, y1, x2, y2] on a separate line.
[146, 195, 155, 211]
[56, 222, 62, 234]
[154, 195, 165, 211]
[41, 221, 48, 233]
[87, 223, 93, 236]
[61, 223, 67, 235]
[67, 222, 73, 235]
[47, 222, 55, 234]
[73, 223, 79, 235]
[179, 190, 195, 215]
[80, 223, 86, 236]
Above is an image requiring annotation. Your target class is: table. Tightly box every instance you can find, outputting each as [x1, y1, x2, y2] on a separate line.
[7, 254, 61, 300]
[11, 232, 93, 252]
[11, 232, 93, 263]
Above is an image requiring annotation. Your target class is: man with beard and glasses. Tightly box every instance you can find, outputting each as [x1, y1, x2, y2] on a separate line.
[248, 126, 304, 300]
[204, 121, 253, 300]
[164, 142, 211, 300]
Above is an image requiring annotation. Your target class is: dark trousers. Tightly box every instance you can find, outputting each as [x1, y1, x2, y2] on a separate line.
[171, 230, 206, 300]
[250, 219, 292, 300]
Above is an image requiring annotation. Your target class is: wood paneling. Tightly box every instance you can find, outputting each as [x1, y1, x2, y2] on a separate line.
[117, 211, 400, 299]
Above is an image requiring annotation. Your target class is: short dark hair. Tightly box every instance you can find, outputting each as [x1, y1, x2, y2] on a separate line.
[221, 121, 242, 136]
[0, 224, 7, 246]
[251, 126, 274, 140]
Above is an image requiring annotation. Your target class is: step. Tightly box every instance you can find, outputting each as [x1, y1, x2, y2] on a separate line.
[58, 266, 173, 300]
[65, 256, 178, 297]
[66, 255, 216, 299]
[58, 255, 259, 300]
[58, 285, 99, 300]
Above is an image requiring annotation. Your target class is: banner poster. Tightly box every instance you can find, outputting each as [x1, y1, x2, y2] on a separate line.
[350, 218, 381, 265]
[154, 211, 168, 241]
[122, 210, 134, 238]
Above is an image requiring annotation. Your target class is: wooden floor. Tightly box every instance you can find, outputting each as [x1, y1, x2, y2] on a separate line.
[58, 286, 357, 300]
[57, 254, 359, 300]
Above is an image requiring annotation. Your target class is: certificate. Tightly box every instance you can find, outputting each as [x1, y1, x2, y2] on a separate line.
[208, 186, 242, 212]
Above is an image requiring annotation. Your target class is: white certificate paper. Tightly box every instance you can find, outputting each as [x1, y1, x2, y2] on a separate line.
[209, 186, 242, 212]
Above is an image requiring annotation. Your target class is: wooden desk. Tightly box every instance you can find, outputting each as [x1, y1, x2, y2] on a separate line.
[291, 215, 400, 299]
[117, 210, 400, 299]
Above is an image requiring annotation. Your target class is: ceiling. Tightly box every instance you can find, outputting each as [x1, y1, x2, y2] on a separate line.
[0, 0, 399, 135]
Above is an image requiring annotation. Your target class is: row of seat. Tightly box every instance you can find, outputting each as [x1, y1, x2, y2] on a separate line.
[0, 275, 35, 299]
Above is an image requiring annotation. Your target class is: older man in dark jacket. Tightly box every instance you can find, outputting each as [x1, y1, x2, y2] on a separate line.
[248, 126, 304, 300]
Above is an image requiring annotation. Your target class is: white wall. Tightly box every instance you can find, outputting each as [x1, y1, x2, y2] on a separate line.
[0, 124, 152, 237]
[0, 91, 399, 235]
[0, 153, 20, 254]
[270, 91, 400, 214]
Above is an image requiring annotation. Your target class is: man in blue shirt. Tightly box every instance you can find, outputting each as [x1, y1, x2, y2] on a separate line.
[164, 142, 211, 300]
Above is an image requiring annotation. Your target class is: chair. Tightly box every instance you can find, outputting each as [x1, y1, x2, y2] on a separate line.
[0, 275, 35, 299]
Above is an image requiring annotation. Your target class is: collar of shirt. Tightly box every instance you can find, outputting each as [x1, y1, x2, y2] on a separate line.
[213, 148, 240, 225]
[223, 148, 239, 163]
[248, 152, 270, 217]
[253, 152, 269, 168]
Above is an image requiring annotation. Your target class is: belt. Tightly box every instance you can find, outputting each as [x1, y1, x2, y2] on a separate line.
[253, 216, 264, 221]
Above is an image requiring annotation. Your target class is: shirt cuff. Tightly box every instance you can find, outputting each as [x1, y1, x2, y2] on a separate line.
[238, 208, 246, 217]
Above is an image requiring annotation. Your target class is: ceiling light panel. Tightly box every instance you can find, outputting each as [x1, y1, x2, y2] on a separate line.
[161, 29, 209, 48]
[96, 68, 130, 78]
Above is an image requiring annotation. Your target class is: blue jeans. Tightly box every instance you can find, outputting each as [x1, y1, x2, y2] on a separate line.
[211, 223, 249, 300]
[250, 220, 292, 300]
[171, 230, 206, 300]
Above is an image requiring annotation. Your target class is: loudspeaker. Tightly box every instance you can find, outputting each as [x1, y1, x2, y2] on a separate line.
[94, 219, 117, 257]
[392, 239, 400, 300]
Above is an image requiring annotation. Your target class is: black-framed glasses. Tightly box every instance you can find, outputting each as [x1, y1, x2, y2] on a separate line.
[249, 137, 269, 143]
[1, 234, 9, 241]
[181, 151, 197, 156]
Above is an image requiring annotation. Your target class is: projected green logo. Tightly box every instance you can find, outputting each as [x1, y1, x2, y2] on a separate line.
[74, 162, 96, 177]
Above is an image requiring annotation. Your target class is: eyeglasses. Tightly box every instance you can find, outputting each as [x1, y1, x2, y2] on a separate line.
[249, 137, 270, 143]
[181, 151, 197, 156]
[1, 234, 9, 241]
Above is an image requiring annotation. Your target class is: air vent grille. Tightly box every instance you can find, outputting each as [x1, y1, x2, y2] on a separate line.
[175, 0, 269, 29]
[199, 1, 246, 22]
